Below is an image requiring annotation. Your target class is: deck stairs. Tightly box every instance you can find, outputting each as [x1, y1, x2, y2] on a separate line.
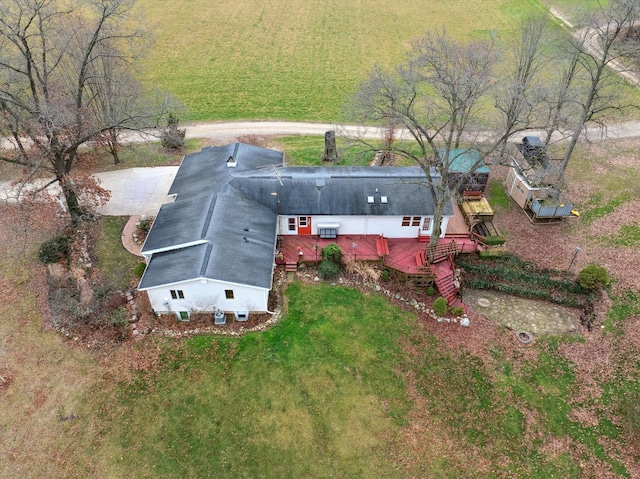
[433, 256, 470, 315]
[285, 262, 297, 272]
[376, 236, 390, 257]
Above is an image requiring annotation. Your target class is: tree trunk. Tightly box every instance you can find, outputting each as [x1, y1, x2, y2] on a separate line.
[109, 141, 121, 164]
[323, 131, 338, 163]
[60, 175, 84, 225]
[430, 199, 445, 248]
[108, 129, 121, 164]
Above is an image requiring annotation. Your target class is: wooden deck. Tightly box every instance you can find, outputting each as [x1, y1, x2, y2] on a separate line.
[278, 235, 381, 266]
[276, 203, 480, 273]
[278, 234, 480, 274]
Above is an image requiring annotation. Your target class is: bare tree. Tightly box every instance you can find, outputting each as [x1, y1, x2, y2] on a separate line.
[550, 0, 640, 194]
[495, 14, 549, 160]
[350, 32, 537, 246]
[0, 0, 162, 223]
[82, 38, 150, 165]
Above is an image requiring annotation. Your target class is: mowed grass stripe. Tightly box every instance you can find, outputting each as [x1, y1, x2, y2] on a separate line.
[136, 0, 547, 122]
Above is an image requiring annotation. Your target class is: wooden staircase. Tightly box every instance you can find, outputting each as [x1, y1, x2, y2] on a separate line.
[285, 262, 297, 272]
[375, 236, 390, 257]
[433, 256, 470, 314]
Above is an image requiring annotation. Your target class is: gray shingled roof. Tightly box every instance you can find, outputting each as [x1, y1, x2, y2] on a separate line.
[228, 166, 452, 216]
[168, 143, 285, 198]
[140, 193, 217, 254]
[139, 195, 277, 290]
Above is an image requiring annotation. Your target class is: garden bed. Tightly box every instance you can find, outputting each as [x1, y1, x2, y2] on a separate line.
[457, 254, 592, 309]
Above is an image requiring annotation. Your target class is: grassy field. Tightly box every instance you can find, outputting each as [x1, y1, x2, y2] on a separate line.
[136, 0, 548, 122]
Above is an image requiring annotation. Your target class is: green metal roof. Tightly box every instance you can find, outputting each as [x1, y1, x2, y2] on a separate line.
[438, 149, 489, 173]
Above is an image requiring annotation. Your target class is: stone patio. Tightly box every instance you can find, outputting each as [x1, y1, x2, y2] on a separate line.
[463, 289, 581, 336]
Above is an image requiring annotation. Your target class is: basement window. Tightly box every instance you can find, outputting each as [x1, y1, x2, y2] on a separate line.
[235, 311, 249, 321]
[225, 289, 234, 300]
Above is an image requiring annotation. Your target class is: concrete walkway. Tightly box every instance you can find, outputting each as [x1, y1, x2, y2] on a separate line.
[121, 215, 144, 257]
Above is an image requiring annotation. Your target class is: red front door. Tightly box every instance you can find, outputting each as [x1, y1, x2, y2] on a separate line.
[298, 216, 311, 235]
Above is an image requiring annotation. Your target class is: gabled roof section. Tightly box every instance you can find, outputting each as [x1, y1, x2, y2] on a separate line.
[141, 193, 217, 254]
[168, 142, 284, 198]
[139, 195, 277, 290]
[139, 243, 212, 289]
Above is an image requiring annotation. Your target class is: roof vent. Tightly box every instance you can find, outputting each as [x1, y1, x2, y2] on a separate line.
[227, 156, 237, 168]
[381, 196, 388, 204]
[367, 196, 375, 204]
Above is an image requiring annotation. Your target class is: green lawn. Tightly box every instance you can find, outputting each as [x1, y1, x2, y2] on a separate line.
[95, 216, 141, 289]
[74, 282, 637, 478]
[277, 135, 374, 166]
[136, 0, 548, 122]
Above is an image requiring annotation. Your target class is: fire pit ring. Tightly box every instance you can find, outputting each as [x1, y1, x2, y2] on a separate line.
[515, 330, 533, 344]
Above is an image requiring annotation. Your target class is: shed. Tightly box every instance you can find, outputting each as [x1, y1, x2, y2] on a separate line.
[442, 149, 489, 194]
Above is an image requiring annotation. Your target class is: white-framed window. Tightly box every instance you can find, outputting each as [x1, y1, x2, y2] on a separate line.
[411, 216, 421, 227]
[170, 289, 184, 299]
[319, 228, 337, 239]
[299, 216, 308, 227]
[402, 216, 411, 226]
[288, 218, 296, 231]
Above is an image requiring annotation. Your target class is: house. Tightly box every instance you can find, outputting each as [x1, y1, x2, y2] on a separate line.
[138, 142, 454, 321]
[505, 136, 574, 222]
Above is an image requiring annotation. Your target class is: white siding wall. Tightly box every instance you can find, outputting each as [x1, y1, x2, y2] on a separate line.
[145, 278, 270, 315]
[277, 215, 449, 238]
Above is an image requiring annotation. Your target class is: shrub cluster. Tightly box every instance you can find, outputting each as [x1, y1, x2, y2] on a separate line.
[318, 260, 341, 279]
[578, 264, 610, 291]
[321, 243, 343, 263]
[160, 113, 186, 149]
[318, 243, 343, 279]
[483, 235, 506, 246]
[38, 236, 71, 264]
[137, 217, 151, 232]
[432, 296, 447, 317]
[458, 255, 592, 309]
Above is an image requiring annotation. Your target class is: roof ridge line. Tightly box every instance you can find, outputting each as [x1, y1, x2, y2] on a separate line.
[200, 195, 218, 238]
[200, 243, 213, 277]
